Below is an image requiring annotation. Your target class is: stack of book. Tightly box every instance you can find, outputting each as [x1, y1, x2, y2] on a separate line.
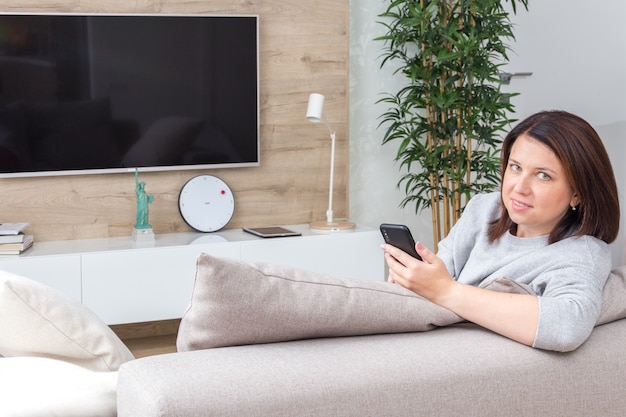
[0, 223, 33, 255]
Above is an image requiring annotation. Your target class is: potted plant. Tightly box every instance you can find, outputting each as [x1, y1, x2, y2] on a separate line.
[376, 0, 528, 250]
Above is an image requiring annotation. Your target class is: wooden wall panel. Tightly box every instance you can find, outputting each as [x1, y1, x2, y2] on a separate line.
[0, 0, 349, 241]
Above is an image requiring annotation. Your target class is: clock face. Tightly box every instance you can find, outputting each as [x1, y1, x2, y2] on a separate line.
[178, 175, 235, 232]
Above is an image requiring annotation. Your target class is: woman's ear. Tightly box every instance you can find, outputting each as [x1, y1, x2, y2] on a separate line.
[570, 193, 580, 209]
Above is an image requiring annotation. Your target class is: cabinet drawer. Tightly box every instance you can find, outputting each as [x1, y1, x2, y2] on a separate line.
[240, 230, 384, 281]
[81, 244, 239, 324]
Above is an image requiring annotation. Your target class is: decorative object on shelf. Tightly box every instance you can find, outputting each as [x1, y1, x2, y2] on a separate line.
[133, 169, 155, 243]
[178, 175, 235, 232]
[306, 93, 355, 232]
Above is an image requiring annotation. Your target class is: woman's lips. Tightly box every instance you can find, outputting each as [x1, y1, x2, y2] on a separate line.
[511, 198, 532, 210]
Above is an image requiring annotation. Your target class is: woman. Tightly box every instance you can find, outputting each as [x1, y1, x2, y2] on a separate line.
[381, 110, 620, 352]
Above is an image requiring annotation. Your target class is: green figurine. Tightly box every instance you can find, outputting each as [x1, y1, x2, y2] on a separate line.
[135, 169, 154, 229]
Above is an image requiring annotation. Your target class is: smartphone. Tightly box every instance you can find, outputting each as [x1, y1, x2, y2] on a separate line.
[379, 223, 423, 261]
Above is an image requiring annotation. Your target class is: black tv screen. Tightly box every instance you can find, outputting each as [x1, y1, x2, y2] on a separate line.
[0, 13, 259, 177]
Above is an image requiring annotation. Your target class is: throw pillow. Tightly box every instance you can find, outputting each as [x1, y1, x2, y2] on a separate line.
[0, 357, 117, 417]
[480, 276, 535, 295]
[596, 266, 626, 326]
[0, 270, 135, 371]
[177, 254, 463, 351]
[178, 255, 626, 352]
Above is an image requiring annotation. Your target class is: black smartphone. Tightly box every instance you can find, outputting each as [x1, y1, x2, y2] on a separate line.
[379, 223, 423, 261]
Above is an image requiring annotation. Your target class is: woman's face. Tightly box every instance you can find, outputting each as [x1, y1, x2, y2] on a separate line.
[501, 134, 579, 238]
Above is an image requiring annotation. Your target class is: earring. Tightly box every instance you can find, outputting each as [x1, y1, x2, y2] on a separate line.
[571, 205, 577, 211]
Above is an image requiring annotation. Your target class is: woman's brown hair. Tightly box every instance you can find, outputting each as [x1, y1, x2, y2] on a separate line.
[488, 110, 620, 244]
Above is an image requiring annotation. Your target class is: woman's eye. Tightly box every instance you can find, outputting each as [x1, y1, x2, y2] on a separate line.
[509, 164, 521, 172]
[538, 172, 551, 180]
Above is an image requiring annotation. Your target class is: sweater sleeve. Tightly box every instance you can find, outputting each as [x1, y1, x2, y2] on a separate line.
[531, 237, 611, 352]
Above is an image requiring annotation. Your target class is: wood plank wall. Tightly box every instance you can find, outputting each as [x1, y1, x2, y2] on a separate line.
[0, 0, 349, 241]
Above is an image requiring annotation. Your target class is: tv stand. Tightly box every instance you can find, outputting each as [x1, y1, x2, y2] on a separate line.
[0, 225, 384, 325]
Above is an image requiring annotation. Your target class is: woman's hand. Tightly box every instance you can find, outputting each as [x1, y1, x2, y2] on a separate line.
[381, 241, 454, 304]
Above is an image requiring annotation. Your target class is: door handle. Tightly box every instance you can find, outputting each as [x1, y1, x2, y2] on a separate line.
[499, 72, 533, 84]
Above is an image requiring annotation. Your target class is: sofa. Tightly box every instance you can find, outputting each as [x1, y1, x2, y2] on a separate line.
[117, 254, 626, 417]
[2, 254, 626, 416]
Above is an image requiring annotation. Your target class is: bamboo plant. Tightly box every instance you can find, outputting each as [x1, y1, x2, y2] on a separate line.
[376, 0, 528, 250]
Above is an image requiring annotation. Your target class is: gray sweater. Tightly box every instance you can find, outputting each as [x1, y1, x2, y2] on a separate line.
[437, 192, 611, 351]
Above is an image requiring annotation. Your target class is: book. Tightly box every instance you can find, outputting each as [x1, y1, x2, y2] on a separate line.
[0, 233, 29, 244]
[0, 235, 33, 254]
[0, 223, 30, 236]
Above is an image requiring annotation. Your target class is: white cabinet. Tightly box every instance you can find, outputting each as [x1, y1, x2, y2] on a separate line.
[0, 225, 384, 324]
[240, 230, 383, 280]
[81, 242, 240, 324]
[0, 254, 82, 302]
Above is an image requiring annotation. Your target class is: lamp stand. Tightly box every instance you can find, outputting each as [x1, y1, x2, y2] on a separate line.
[310, 220, 356, 232]
[310, 130, 356, 232]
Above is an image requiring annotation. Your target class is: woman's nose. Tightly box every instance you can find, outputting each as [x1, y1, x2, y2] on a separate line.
[513, 175, 531, 194]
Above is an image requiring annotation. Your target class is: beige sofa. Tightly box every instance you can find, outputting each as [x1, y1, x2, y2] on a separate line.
[117, 255, 626, 416]
[2, 254, 625, 416]
[118, 319, 626, 416]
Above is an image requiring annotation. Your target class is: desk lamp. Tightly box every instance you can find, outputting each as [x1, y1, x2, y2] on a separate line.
[306, 93, 355, 231]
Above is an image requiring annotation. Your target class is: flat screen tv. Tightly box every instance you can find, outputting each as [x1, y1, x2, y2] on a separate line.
[0, 13, 259, 178]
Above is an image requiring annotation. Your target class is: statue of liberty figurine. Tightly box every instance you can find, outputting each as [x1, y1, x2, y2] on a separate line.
[135, 169, 154, 229]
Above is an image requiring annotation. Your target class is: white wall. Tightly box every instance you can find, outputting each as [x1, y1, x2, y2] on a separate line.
[349, 0, 626, 264]
[348, 1, 433, 247]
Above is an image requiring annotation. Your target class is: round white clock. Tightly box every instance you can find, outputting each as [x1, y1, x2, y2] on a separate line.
[178, 175, 235, 232]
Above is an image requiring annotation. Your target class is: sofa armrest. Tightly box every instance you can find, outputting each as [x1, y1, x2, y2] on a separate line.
[118, 320, 626, 417]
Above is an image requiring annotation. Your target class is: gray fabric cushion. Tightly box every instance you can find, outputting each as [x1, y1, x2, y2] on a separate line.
[597, 266, 626, 325]
[177, 255, 626, 351]
[177, 254, 462, 351]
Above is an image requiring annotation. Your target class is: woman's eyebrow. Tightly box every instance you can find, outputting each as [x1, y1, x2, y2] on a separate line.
[508, 157, 558, 174]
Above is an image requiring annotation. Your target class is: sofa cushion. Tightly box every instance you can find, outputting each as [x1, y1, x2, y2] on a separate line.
[122, 321, 626, 417]
[0, 357, 117, 417]
[177, 254, 463, 351]
[596, 266, 626, 325]
[178, 255, 626, 351]
[0, 270, 134, 371]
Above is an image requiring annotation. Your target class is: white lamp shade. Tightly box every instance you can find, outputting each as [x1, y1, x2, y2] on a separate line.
[306, 93, 325, 122]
